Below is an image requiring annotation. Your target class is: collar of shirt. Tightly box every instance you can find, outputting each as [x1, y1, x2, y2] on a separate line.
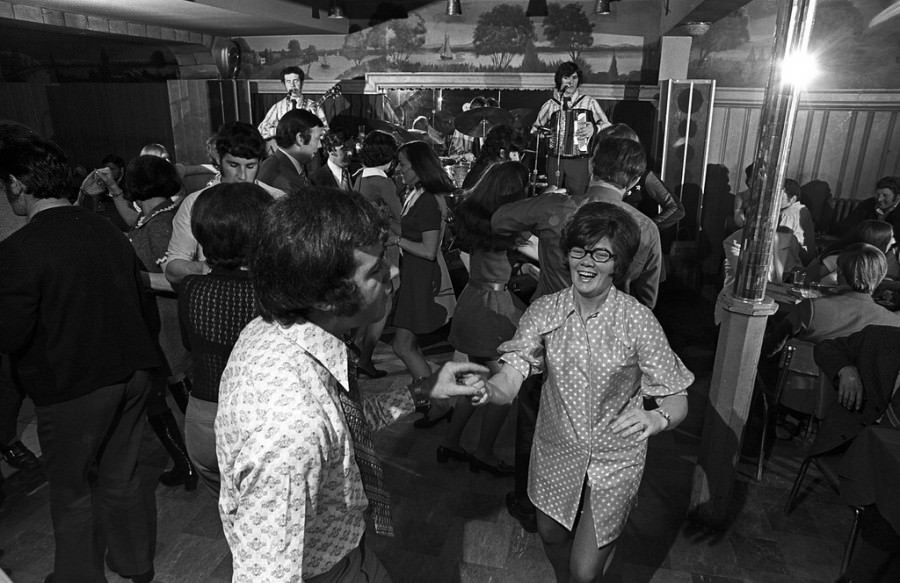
[585, 182, 626, 202]
[327, 158, 346, 186]
[878, 199, 900, 217]
[362, 167, 388, 179]
[275, 319, 351, 393]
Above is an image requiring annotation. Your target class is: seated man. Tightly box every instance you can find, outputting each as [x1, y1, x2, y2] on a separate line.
[835, 175, 900, 238]
[215, 187, 486, 582]
[814, 324, 900, 583]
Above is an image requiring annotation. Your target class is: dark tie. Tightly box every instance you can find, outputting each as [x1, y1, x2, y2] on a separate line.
[341, 168, 351, 191]
[337, 352, 394, 536]
[290, 98, 297, 110]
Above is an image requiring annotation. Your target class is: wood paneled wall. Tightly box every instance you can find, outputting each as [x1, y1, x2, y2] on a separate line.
[710, 88, 900, 200]
[0, 83, 172, 169]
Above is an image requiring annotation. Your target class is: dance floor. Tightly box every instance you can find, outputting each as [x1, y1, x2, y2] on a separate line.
[0, 281, 856, 582]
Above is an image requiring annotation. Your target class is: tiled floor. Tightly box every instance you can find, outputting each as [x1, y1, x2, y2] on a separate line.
[0, 281, 857, 582]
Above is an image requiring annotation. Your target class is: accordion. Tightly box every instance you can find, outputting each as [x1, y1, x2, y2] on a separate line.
[547, 107, 594, 158]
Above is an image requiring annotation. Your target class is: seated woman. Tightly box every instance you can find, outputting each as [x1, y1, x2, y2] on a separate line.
[475, 201, 694, 583]
[179, 182, 272, 495]
[804, 219, 897, 286]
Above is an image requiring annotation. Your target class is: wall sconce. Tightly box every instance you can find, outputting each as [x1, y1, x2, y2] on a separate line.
[594, 0, 611, 15]
[328, 0, 345, 19]
[682, 21, 712, 36]
[447, 0, 462, 16]
[526, 0, 548, 18]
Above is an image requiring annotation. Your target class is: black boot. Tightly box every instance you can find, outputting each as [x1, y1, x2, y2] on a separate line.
[167, 377, 191, 414]
[147, 410, 198, 491]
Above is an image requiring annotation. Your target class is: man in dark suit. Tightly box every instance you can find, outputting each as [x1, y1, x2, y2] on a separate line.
[834, 176, 900, 238]
[814, 325, 900, 583]
[0, 130, 160, 583]
[310, 129, 355, 191]
[257, 108, 324, 195]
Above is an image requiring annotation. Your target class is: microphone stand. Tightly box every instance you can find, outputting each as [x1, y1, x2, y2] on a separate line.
[555, 88, 566, 189]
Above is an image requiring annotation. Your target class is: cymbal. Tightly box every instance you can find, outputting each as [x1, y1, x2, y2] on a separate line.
[509, 108, 538, 130]
[400, 128, 444, 146]
[454, 107, 514, 138]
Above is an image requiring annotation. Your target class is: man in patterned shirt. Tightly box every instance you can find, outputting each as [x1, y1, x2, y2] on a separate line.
[215, 187, 487, 582]
[257, 66, 328, 145]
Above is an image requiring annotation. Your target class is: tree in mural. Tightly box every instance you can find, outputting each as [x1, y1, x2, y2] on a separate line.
[543, 3, 594, 62]
[472, 4, 535, 70]
[388, 13, 427, 64]
[521, 37, 542, 71]
[287, 39, 302, 57]
[694, 9, 750, 65]
[341, 32, 368, 67]
[298, 45, 319, 76]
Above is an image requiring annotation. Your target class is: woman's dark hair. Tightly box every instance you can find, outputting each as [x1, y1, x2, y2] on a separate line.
[454, 161, 529, 252]
[560, 201, 640, 280]
[191, 183, 272, 270]
[477, 125, 524, 163]
[397, 140, 454, 194]
[123, 155, 182, 202]
[251, 187, 388, 324]
[823, 219, 894, 258]
[589, 138, 647, 189]
[360, 130, 397, 167]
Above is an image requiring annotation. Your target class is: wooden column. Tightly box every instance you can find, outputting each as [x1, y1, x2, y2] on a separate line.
[690, 0, 819, 526]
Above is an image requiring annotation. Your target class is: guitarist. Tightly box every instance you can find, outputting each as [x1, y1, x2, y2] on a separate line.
[257, 66, 328, 148]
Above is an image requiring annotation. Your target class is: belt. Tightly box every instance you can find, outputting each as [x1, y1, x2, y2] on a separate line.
[468, 280, 508, 292]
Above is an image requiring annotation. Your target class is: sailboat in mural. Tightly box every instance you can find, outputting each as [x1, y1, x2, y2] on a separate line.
[320, 51, 330, 69]
[440, 33, 453, 61]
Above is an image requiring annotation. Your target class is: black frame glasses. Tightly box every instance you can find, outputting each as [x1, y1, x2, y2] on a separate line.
[569, 246, 615, 263]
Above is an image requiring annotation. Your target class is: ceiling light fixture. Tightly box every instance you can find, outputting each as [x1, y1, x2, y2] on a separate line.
[446, 0, 462, 16]
[526, 0, 548, 18]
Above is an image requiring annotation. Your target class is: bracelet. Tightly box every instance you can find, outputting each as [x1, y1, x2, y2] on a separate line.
[653, 407, 671, 430]
[109, 188, 124, 198]
[408, 376, 431, 415]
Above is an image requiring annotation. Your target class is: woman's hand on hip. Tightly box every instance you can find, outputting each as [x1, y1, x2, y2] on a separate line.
[610, 407, 666, 442]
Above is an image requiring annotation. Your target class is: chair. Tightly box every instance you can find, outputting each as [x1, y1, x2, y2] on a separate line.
[784, 446, 863, 576]
[757, 339, 834, 481]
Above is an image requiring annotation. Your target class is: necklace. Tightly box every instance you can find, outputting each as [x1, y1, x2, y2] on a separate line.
[135, 200, 177, 229]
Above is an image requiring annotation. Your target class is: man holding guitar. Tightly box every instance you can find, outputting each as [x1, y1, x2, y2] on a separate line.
[257, 66, 330, 147]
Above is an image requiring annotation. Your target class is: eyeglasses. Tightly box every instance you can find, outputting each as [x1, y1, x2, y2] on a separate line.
[569, 246, 615, 263]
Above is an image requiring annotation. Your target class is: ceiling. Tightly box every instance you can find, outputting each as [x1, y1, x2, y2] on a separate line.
[0, 0, 750, 40]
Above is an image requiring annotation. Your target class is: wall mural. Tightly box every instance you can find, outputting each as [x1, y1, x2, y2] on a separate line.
[242, 1, 652, 84]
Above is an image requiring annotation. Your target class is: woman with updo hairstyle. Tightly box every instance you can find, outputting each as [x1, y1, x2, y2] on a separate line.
[350, 129, 402, 378]
[178, 182, 272, 494]
[438, 161, 529, 475]
[122, 154, 198, 490]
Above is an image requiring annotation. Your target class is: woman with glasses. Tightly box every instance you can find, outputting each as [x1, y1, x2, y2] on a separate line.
[473, 201, 693, 583]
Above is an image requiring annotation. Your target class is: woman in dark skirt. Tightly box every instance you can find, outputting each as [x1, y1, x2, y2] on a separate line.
[391, 141, 457, 389]
[440, 161, 529, 475]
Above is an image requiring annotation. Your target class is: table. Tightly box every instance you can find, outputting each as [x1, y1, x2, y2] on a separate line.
[839, 425, 900, 534]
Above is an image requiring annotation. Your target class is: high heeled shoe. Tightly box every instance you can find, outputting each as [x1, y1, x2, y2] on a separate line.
[468, 456, 515, 477]
[148, 410, 198, 491]
[357, 361, 387, 379]
[436, 445, 469, 464]
[413, 406, 453, 429]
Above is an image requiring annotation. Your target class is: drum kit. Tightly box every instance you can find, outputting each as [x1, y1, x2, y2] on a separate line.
[330, 105, 555, 192]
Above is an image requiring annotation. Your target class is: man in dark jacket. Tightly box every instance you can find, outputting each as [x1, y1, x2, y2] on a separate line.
[0, 131, 160, 583]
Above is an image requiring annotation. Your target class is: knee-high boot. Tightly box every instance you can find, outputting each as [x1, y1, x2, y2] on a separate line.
[147, 410, 197, 491]
[167, 377, 191, 414]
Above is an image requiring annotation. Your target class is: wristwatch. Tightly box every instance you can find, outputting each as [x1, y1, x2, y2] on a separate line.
[653, 407, 671, 429]
[408, 376, 431, 415]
